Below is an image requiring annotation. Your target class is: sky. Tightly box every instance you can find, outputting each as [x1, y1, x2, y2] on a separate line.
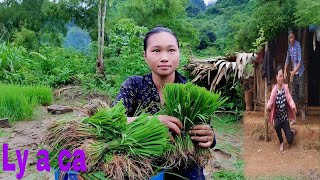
[204, 0, 218, 6]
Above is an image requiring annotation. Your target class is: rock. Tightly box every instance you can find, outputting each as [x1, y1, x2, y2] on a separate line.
[83, 99, 109, 115]
[213, 161, 222, 169]
[0, 118, 11, 128]
[47, 105, 73, 114]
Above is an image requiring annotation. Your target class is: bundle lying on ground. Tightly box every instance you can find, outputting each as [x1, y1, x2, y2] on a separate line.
[162, 82, 227, 168]
[44, 102, 171, 180]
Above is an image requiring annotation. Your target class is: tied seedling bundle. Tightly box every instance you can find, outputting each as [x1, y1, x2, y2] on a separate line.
[162, 82, 227, 168]
[43, 101, 171, 180]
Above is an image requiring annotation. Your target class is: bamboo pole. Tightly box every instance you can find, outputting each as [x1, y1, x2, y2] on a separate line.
[264, 42, 269, 142]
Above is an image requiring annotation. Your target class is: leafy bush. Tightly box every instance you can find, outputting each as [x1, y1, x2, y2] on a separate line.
[0, 42, 94, 87]
[0, 42, 27, 81]
[0, 83, 52, 122]
[12, 28, 40, 51]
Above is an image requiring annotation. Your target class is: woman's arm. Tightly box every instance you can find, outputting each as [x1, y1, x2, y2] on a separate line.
[285, 85, 297, 111]
[267, 85, 277, 111]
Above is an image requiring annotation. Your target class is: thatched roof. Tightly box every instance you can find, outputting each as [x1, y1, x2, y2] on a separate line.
[184, 53, 256, 91]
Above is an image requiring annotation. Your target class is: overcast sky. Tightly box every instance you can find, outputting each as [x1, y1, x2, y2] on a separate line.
[204, 0, 218, 6]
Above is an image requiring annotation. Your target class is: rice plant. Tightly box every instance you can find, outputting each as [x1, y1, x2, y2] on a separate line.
[44, 102, 171, 180]
[161, 82, 228, 168]
[0, 83, 52, 122]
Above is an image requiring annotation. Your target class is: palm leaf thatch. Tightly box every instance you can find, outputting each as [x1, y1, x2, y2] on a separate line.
[185, 53, 256, 91]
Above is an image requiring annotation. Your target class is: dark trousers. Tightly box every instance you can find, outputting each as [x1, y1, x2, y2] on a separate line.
[164, 166, 205, 180]
[292, 74, 305, 106]
[274, 118, 293, 144]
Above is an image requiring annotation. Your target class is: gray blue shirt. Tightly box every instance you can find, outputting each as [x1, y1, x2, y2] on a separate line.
[285, 40, 305, 76]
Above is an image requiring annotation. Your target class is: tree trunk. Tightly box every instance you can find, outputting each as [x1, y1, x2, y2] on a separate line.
[97, 0, 101, 63]
[96, 0, 105, 77]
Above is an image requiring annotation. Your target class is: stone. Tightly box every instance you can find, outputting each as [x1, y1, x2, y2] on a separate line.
[47, 105, 73, 114]
[0, 118, 11, 128]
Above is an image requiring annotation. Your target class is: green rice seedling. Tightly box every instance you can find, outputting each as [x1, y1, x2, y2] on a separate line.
[44, 104, 171, 180]
[82, 101, 127, 140]
[0, 91, 34, 122]
[0, 83, 52, 122]
[162, 82, 228, 168]
[105, 115, 171, 157]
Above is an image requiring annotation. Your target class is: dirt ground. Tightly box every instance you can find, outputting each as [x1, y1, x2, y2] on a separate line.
[244, 111, 320, 179]
[0, 87, 241, 179]
[3, 86, 319, 180]
[0, 87, 103, 180]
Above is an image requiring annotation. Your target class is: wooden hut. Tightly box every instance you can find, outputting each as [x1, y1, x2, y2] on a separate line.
[253, 26, 320, 115]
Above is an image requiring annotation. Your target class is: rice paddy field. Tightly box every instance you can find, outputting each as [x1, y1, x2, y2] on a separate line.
[0, 83, 52, 122]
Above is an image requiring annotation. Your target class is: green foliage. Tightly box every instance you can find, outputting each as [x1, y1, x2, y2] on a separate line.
[117, 0, 200, 47]
[0, 42, 27, 81]
[80, 20, 150, 98]
[295, 0, 320, 26]
[0, 42, 93, 87]
[234, 0, 296, 51]
[213, 171, 245, 180]
[191, 0, 252, 55]
[251, 28, 266, 53]
[219, 80, 244, 121]
[12, 28, 39, 51]
[186, 0, 206, 17]
[0, 83, 52, 122]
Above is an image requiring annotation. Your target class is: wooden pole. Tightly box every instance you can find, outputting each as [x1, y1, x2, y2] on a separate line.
[264, 42, 269, 142]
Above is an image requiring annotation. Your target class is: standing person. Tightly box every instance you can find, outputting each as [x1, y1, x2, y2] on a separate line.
[113, 26, 216, 180]
[284, 31, 305, 120]
[267, 66, 297, 151]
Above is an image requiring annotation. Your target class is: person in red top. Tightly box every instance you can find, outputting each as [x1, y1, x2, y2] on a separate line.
[267, 66, 297, 151]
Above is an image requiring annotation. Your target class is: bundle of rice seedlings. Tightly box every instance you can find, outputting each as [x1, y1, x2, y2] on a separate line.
[44, 102, 171, 180]
[82, 101, 127, 140]
[161, 82, 228, 168]
[44, 120, 99, 169]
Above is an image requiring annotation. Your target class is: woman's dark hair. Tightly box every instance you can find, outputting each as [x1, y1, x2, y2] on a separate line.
[289, 30, 295, 36]
[143, 26, 179, 52]
[276, 65, 283, 75]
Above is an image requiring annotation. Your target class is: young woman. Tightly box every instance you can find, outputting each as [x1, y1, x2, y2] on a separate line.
[113, 26, 216, 179]
[284, 31, 305, 120]
[267, 66, 297, 151]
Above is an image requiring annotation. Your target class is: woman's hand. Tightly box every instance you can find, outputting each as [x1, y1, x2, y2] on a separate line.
[292, 106, 297, 114]
[290, 71, 295, 83]
[189, 124, 215, 148]
[158, 115, 183, 136]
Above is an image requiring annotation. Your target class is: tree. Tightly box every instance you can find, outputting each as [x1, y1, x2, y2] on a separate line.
[116, 0, 200, 47]
[186, 0, 206, 17]
[96, 0, 109, 77]
[295, 0, 320, 26]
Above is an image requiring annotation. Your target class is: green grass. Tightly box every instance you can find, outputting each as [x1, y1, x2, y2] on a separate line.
[0, 83, 52, 122]
[0, 130, 7, 137]
[255, 176, 297, 180]
[211, 114, 243, 134]
[213, 171, 245, 180]
[211, 114, 244, 180]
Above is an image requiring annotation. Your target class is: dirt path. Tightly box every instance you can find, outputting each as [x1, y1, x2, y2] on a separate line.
[0, 107, 85, 180]
[0, 87, 97, 179]
[244, 111, 320, 179]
